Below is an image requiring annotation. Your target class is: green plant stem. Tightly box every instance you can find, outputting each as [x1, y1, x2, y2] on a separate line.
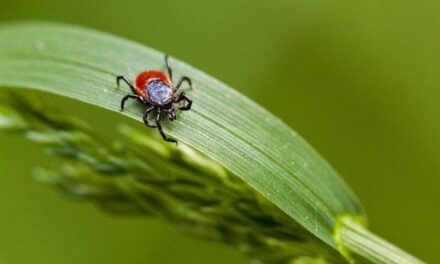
[0, 96, 344, 264]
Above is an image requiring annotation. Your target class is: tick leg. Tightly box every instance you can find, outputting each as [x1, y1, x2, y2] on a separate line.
[120, 94, 144, 111]
[156, 109, 178, 144]
[143, 106, 157, 128]
[117, 76, 137, 94]
[176, 93, 192, 111]
[175, 76, 193, 91]
[165, 55, 173, 84]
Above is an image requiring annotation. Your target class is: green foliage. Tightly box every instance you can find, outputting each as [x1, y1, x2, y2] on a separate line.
[0, 21, 362, 247]
[0, 96, 342, 263]
[0, 22, 424, 264]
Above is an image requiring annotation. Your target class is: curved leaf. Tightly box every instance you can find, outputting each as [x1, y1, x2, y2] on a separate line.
[0, 22, 362, 248]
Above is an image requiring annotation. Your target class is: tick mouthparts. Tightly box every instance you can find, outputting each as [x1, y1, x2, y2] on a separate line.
[170, 112, 177, 120]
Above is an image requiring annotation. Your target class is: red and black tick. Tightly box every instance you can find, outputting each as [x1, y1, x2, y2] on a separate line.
[117, 55, 192, 144]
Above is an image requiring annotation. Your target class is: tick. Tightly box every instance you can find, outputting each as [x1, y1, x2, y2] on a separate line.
[117, 55, 193, 144]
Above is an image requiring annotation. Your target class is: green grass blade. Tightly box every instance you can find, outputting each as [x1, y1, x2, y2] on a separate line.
[0, 22, 423, 263]
[0, 21, 363, 247]
[0, 23, 362, 245]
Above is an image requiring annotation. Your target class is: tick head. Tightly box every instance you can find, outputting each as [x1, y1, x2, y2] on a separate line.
[165, 107, 177, 121]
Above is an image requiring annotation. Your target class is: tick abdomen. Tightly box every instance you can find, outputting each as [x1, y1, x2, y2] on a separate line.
[147, 80, 173, 105]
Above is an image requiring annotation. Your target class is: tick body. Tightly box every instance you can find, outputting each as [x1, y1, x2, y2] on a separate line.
[117, 55, 193, 144]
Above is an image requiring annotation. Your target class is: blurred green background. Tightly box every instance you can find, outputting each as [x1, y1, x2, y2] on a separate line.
[1, 0, 439, 263]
